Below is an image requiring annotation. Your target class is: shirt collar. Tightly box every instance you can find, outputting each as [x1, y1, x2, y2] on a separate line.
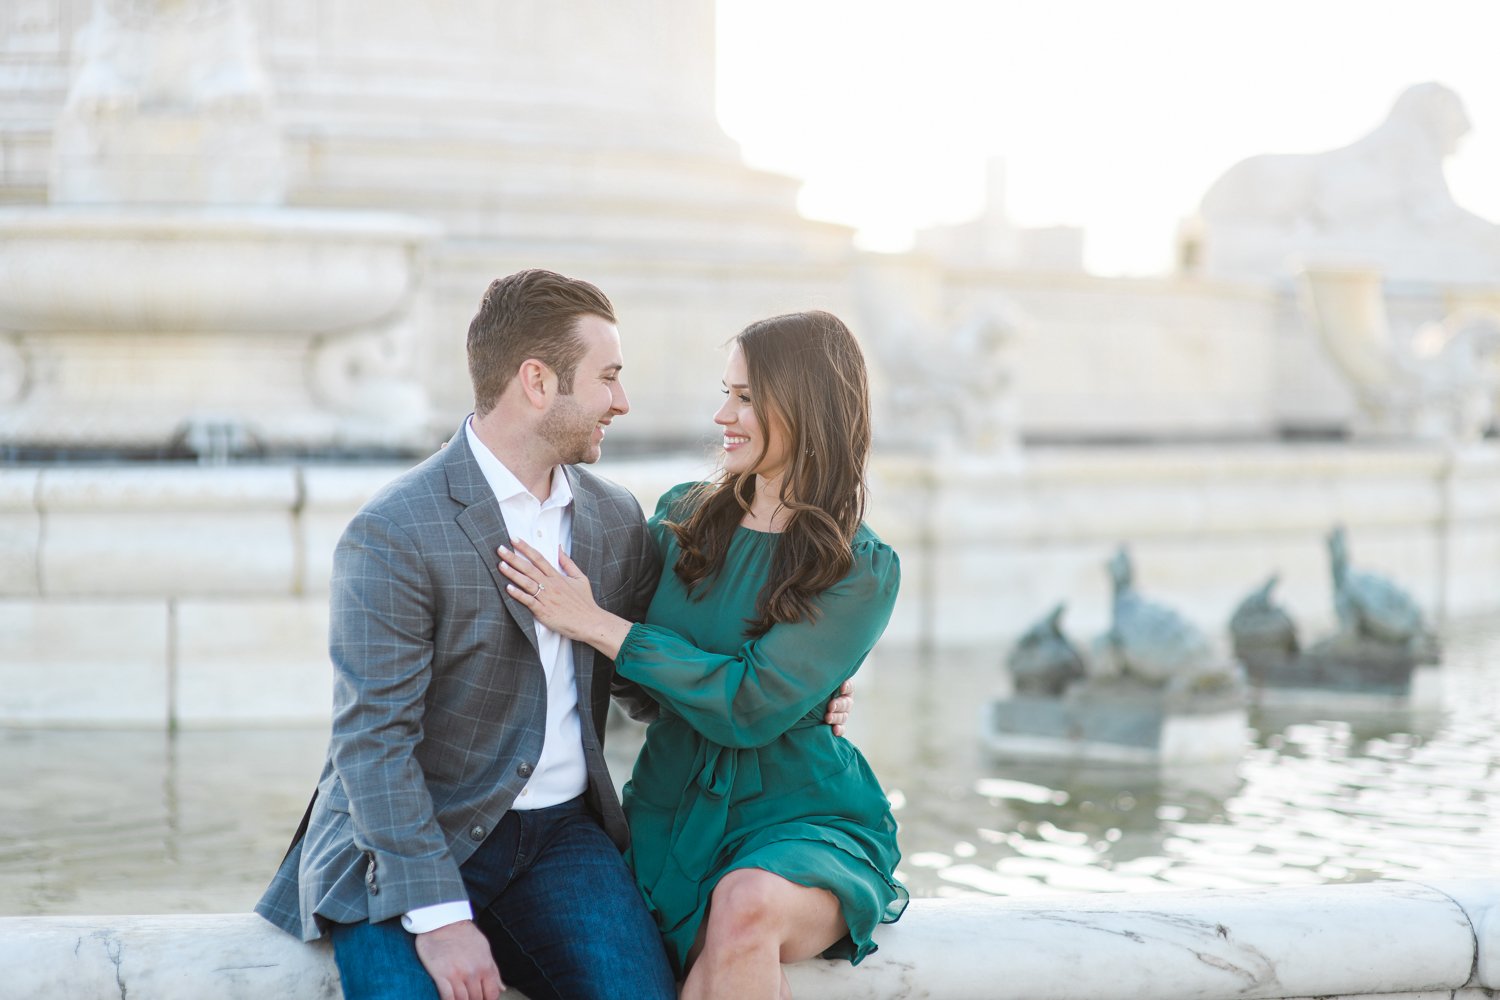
[465, 415, 573, 510]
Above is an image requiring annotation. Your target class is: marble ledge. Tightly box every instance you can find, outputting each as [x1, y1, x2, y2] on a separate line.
[174, 598, 332, 725]
[40, 509, 297, 597]
[34, 466, 300, 512]
[0, 468, 41, 510]
[298, 463, 413, 510]
[871, 443, 1498, 487]
[1, 880, 1493, 1000]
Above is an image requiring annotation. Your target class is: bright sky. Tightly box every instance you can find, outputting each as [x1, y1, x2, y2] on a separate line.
[716, 0, 1500, 275]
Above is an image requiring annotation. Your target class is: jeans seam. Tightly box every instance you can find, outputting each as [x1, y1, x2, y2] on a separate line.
[487, 918, 565, 1000]
[514, 810, 533, 871]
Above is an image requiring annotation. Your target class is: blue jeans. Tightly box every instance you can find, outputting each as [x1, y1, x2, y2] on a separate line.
[330, 796, 675, 1000]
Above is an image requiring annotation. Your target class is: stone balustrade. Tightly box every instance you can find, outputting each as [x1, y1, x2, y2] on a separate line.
[2, 444, 1499, 726]
[5, 879, 1495, 999]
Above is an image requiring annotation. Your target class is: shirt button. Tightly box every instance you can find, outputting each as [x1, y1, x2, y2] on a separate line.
[516, 762, 533, 778]
[470, 825, 485, 841]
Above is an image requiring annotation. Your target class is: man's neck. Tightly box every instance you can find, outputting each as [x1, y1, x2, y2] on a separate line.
[470, 411, 557, 501]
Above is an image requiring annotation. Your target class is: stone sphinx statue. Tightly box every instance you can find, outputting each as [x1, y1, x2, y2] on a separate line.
[1190, 82, 1500, 286]
[1300, 266, 1500, 441]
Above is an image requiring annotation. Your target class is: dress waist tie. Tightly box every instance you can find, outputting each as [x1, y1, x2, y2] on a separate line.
[665, 712, 824, 884]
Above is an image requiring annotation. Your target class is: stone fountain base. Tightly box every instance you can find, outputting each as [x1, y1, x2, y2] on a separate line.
[0, 207, 437, 454]
[983, 683, 1249, 766]
[1, 443, 1497, 728]
[1237, 633, 1444, 709]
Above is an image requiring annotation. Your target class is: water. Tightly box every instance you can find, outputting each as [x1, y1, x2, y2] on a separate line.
[2, 618, 1496, 916]
[858, 615, 1500, 899]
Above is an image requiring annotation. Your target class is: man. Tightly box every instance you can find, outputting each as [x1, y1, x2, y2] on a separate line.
[256, 270, 850, 1000]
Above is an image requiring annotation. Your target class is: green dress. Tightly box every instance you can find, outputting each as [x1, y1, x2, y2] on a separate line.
[616, 483, 908, 976]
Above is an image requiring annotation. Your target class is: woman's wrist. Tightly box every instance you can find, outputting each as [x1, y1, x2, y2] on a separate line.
[584, 611, 632, 660]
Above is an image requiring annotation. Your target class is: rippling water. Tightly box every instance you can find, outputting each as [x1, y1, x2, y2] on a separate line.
[2, 618, 1496, 915]
[858, 615, 1500, 899]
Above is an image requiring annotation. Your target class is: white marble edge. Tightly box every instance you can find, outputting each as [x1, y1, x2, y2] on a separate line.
[1419, 877, 1500, 989]
[2, 880, 1493, 1000]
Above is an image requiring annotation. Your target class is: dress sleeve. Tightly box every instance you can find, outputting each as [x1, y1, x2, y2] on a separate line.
[614, 538, 899, 749]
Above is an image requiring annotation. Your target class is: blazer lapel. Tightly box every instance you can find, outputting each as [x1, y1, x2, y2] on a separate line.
[447, 424, 540, 656]
[565, 466, 602, 694]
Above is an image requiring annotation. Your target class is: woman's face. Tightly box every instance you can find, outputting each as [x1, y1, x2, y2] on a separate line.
[715, 343, 790, 480]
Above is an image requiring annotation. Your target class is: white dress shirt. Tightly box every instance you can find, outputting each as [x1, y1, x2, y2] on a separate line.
[404, 418, 590, 934]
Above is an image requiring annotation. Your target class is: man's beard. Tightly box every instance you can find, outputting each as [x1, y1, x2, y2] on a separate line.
[538, 393, 599, 465]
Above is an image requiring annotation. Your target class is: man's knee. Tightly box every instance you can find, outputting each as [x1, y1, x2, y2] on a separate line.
[329, 918, 441, 1000]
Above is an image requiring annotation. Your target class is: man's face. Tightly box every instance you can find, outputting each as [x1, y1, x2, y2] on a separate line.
[538, 314, 629, 465]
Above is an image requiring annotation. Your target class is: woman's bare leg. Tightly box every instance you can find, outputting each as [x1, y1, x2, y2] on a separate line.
[680, 868, 845, 1000]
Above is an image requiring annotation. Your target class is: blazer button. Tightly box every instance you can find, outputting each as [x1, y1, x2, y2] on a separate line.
[470, 825, 486, 841]
[516, 762, 533, 778]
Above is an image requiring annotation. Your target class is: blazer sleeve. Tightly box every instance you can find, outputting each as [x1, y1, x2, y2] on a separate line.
[608, 500, 664, 723]
[326, 509, 467, 918]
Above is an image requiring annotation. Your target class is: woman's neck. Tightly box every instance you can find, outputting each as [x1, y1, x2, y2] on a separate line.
[742, 473, 791, 533]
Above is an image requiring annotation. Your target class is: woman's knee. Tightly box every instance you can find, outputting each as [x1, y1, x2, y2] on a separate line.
[706, 869, 784, 942]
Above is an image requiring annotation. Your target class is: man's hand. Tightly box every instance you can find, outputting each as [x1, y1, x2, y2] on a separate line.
[824, 678, 855, 737]
[414, 920, 504, 1000]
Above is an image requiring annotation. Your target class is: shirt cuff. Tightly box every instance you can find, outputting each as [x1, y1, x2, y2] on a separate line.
[401, 900, 474, 934]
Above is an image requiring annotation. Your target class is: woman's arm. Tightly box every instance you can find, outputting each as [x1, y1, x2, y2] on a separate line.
[611, 545, 897, 748]
[499, 536, 881, 744]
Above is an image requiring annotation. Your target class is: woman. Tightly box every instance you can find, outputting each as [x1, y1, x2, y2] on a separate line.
[497, 310, 906, 998]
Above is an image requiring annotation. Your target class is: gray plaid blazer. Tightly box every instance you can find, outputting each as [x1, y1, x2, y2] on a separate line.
[256, 423, 661, 941]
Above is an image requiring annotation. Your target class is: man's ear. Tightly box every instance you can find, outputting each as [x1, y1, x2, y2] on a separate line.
[516, 358, 555, 409]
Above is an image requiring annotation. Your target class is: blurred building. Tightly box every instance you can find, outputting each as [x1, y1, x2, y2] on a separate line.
[7, 0, 1479, 452]
[1, 3, 1497, 728]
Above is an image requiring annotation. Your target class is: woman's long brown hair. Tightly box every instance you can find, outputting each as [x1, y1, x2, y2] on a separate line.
[668, 310, 872, 636]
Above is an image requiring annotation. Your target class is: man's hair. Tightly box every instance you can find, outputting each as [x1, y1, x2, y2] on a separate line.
[466, 269, 616, 416]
